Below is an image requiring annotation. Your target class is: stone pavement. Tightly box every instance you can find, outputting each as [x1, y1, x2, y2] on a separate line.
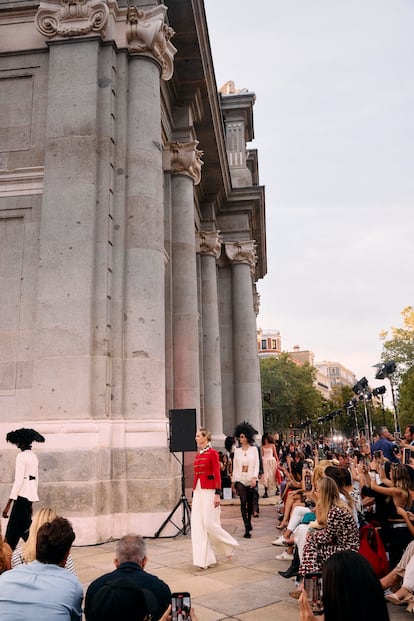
[71, 499, 411, 621]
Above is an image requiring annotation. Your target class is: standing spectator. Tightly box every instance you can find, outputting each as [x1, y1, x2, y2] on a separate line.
[191, 429, 238, 569]
[2, 428, 45, 550]
[232, 422, 260, 538]
[85, 534, 171, 621]
[371, 426, 399, 463]
[0, 517, 82, 620]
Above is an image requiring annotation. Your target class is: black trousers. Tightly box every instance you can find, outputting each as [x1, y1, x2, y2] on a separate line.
[5, 496, 32, 550]
[235, 482, 255, 527]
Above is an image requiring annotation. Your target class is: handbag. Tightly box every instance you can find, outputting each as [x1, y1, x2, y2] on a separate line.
[359, 524, 389, 578]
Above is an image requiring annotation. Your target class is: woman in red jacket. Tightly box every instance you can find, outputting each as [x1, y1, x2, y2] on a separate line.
[191, 428, 238, 569]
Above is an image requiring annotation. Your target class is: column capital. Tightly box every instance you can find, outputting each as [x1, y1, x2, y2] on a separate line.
[35, 0, 109, 39]
[225, 240, 257, 273]
[126, 4, 177, 81]
[168, 140, 204, 185]
[196, 231, 222, 259]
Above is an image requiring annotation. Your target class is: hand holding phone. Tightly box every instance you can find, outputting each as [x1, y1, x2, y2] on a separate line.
[171, 592, 191, 621]
[304, 573, 323, 615]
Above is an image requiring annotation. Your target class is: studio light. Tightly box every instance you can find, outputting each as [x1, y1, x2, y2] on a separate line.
[373, 361, 396, 380]
[372, 385, 386, 397]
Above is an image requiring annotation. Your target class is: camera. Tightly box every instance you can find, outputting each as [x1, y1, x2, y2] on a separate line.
[304, 572, 323, 615]
[171, 592, 191, 621]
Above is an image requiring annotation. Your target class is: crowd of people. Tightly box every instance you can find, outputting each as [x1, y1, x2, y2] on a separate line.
[2, 423, 414, 619]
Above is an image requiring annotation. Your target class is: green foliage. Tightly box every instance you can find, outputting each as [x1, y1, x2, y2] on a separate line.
[380, 306, 414, 424]
[380, 306, 414, 380]
[260, 354, 324, 433]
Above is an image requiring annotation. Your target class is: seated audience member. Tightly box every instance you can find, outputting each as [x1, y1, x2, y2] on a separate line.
[0, 516, 83, 620]
[0, 525, 12, 576]
[300, 477, 360, 576]
[299, 550, 390, 621]
[11, 506, 76, 573]
[85, 534, 171, 621]
[86, 579, 199, 621]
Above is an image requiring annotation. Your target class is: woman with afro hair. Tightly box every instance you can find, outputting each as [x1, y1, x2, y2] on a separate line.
[231, 422, 260, 538]
[2, 428, 45, 550]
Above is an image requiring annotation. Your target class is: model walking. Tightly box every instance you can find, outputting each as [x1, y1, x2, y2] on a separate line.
[232, 422, 259, 538]
[2, 428, 45, 550]
[191, 428, 238, 569]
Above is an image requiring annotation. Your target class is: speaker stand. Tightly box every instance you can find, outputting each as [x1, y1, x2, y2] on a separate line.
[153, 452, 191, 539]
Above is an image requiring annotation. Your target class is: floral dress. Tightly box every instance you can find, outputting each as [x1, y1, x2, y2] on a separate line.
[300, 505, 360, 575]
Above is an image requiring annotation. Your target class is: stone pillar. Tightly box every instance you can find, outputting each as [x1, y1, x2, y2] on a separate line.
[168, 141, 203, 417]
[197, 231, 224, 440]
[225, 241, 262, 433]
[123, 5, 176, 420]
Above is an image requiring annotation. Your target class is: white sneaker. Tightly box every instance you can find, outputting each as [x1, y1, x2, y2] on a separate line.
[276, 551, 294, 561]
[272, 535, 287, 546]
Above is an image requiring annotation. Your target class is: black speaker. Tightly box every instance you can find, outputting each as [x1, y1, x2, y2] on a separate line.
[169, 409, 197, 453]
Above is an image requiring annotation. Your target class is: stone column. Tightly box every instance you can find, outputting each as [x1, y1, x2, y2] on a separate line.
[225, 241, 262, 433]
[197, 231, 224, 439]
[168, 141, 203, 417]
[123, 5, 176, 420]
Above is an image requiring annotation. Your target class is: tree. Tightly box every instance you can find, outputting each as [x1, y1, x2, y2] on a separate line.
[380, 306, 414, 381]
[260, 354, 323, 434]
[380, 306, 414, 427]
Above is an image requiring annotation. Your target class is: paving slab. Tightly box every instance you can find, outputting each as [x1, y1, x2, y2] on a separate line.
[71, 498, 411, 620]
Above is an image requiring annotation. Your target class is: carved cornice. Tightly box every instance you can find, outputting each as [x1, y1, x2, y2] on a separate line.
[126, 4, 177, 81]
[169, 140, 204, 186]
[196, 231, 222, 259]
[224, 240, 257, 273]
[35, 0, 109, 39]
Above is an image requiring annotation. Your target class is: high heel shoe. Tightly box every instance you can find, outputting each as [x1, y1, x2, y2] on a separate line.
[278, 565, 299, 579]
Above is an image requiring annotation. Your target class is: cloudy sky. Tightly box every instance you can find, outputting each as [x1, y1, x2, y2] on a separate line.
[204, 0, 414, 388]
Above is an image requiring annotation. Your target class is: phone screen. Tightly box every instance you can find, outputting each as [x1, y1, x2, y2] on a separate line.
[304, 573, 323, 615]
[171, 592, 191, 621]
[403, 448, 411, 465]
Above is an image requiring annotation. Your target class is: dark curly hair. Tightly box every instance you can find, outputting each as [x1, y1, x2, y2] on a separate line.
[6, 428, 45, 447]
[234, 421, 257, 445]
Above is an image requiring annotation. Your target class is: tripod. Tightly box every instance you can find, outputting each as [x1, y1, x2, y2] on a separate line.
[153, 452, 191, 538]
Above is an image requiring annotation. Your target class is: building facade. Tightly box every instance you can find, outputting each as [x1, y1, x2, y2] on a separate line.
[0, 0, 266, 543]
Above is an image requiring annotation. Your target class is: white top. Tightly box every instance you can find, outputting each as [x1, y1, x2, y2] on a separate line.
[10, 450, 39, 502]
[232, 445, 259, 485]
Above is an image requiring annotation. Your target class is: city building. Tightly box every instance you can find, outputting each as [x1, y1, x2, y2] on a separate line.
[316, 360, 357, 391]
[0, 0, 266, 543]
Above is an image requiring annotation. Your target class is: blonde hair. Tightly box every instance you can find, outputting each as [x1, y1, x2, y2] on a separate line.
[316, 477, 351, 525]
[199, 428, 212, 442]
[22, 506, 57, 563]
[0, 526, 10, 574]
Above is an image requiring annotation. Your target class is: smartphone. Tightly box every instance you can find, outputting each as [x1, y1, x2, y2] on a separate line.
[374, 450, 382, 460]
[304, 572, 323, 615]
[171, 592, 191, 621]
[394, 432, 401, 441]
[403, 448, 411, 465]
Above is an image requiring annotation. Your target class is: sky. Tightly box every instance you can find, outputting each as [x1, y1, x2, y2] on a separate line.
[204, 0, 414, 391]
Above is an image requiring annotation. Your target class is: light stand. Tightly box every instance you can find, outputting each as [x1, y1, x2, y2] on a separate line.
[153, 452, 191, 539]
[373, 361, 400, 435]
[352, 377, 373, 445]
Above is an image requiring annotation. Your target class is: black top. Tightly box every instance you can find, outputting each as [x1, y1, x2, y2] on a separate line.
[84, 561, 171, 621]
